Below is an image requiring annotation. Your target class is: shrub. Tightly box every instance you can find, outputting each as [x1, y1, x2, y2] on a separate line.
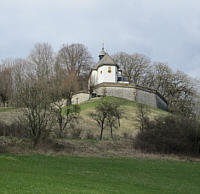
[85, 130, 95, 140]
[135, 115, 200, 156]
[0, 121, 28, 138]
[70, 123, 82, 139]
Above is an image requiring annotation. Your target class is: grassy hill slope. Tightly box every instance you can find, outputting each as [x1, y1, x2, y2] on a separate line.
[76, 96, 168, 139]
[0, 97, 168, 138]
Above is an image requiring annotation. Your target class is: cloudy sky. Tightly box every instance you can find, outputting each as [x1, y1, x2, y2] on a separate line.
[0, 0, 200, 77]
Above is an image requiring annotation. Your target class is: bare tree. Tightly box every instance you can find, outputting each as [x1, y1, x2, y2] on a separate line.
[136, 104, 150, 132]
[166, 70, 195, 116]
[106, 102, 123, 139]
[61, 71, 80, 105]
[12, 58, 31, 106]
[150, 62, 172, 96]
[56, 43, 92, 76]
[113, 52, 150, 85]
[50, 80, 80, 138]
[17, 77, 55, 146]
[143, 62, 195, 116]
[90, 100, 123, 140]
[89, 100, 109, 140]
[28, 43, 55, 79]
[0, 65, 13, 106]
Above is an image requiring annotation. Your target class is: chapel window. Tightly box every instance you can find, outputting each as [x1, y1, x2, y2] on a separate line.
[108, 66, 111, 73]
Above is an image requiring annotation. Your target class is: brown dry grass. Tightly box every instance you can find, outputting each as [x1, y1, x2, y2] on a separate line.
[3, 137, 199, 162]
[79, 102, 168, 139]
[0, 98, 168, 139]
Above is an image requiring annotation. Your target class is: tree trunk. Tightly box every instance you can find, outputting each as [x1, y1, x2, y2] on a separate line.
[110, 126, 113, 140]
[100, 127, 104, 140]
[33, 137, 39, 147]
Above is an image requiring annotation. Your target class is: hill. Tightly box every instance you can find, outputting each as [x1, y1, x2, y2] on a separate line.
[0, 97, 168, 139]
[74, 96, 168, 139]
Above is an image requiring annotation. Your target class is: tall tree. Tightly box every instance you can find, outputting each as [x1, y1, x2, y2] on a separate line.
[56, 43, 92, 76]
[143, 63, 195, 116]
[29, 43, 55, 79]
[0, 66, 12, 106]
[113, 52, 150, 85]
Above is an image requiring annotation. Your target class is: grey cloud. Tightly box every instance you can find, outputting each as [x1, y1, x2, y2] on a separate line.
[0, 0, 200, 77]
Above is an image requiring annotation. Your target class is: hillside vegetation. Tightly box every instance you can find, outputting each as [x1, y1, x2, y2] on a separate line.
[76, 97, 168, 139]
[0, 97, 168, 139]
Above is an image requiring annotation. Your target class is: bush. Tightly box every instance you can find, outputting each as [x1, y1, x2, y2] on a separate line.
[70, 123, 82, 139]
[135, 115, 200, 156]
[0, 121, 28, 138]
[85, 130, 95, 140]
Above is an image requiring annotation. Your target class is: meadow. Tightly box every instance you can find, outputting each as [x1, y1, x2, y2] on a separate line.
[0, 154, 200, 194]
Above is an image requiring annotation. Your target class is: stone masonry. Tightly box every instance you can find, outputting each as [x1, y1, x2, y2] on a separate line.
[93, 83, 168, 111]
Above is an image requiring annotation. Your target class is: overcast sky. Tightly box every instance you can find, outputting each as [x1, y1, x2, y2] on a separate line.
[0, 0, 200, 77]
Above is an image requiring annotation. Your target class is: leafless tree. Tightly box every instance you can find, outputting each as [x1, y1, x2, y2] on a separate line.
[50, 80, 80, 138]
[0, 65, 13, 106]
[61, 71, 80, 105]
[143, 62, 195, 116]
[106, 102, 123, 139]
[28, 43, 55, 79]
[12, 58, 31, 105]
[90, 100, 123, 140]
[136, 104, 150, 132]
[143, 62, 172, 97]
[166, 70, 195, 116]
[56, 43, 92, 76]
[113, 52, 150, 85]
[89, 103, 108, 140]
[17, 77, 55, 146]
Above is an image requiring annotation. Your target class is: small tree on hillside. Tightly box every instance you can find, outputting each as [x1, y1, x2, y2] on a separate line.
[17, 77, 55, 146]
[106, 102, 124, 139]
[90, 99, 123, 140]
[89, 100, 108, 140]
[61, 71, 80, 105]
[136, 103, 150, 132]
[53, 103, 80, 138]
[50, 78, 80, 138]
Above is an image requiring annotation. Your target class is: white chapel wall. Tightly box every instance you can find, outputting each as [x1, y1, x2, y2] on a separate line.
[89, 70, 98, 87]
[97, 66, 117, 84]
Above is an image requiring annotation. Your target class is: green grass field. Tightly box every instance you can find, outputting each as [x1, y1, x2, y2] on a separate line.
[0, 154, 200, 194]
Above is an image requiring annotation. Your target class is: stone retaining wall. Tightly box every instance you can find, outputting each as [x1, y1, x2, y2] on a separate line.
[94, 86, 136, 101]
[136, 89, 157, 108]
[72, 93, 90, 104]
[93, 83, 168, 111]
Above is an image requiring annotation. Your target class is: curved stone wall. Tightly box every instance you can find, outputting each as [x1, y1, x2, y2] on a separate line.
[93, 83, 168, 111]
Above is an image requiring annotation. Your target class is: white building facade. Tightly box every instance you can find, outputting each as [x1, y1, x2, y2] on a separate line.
[88, 47, 128, 88]
[86, 46, 168, 111]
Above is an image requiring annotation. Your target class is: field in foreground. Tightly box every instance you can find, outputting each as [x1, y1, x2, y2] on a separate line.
[0, 154, 200, 194]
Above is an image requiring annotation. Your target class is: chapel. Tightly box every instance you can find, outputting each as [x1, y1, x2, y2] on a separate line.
[88, 44, 128, 87]
[86, 44, 168, 111]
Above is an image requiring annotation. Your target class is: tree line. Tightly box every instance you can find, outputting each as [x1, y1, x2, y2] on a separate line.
[113, 52, 196, 117]
[0, 42, 199, 118]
